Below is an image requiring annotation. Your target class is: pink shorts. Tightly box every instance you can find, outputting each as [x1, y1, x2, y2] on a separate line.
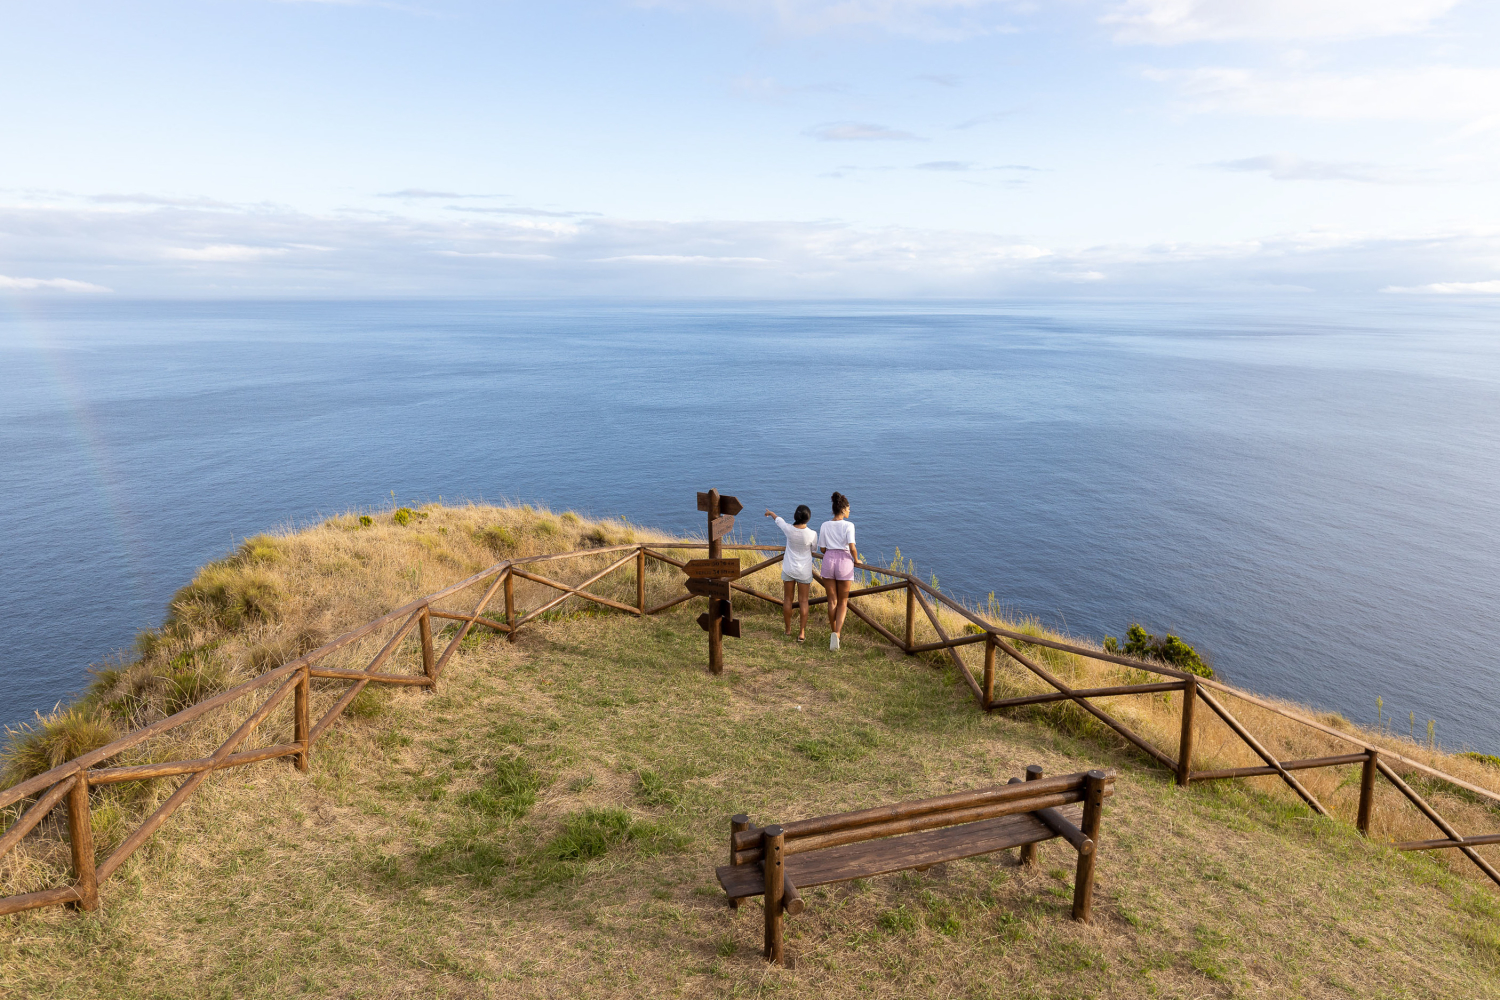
[821, 550, 855, 581]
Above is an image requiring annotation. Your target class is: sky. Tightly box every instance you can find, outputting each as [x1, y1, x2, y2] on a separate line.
[2, 0, 1499, 298]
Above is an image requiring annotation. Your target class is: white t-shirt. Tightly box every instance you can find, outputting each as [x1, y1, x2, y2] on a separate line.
[774, 517, 818, 580]
[817, 519, 856, 552]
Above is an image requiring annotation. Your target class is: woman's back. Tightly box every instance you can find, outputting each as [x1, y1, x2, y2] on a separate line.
[817, 519, 856, 551]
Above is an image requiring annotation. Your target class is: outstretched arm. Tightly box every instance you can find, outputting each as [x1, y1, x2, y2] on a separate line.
[764, 509, 776, 518]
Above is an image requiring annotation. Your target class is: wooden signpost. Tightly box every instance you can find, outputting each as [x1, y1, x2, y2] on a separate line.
[693, 489, 743, 673]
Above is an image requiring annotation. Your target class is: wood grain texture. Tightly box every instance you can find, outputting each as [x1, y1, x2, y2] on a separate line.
[718, 806, 1084, 898]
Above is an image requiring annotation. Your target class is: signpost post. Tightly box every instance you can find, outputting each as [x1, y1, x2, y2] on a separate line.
[692, 489, 743, 674]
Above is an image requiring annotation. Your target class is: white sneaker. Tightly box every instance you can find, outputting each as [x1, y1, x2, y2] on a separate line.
[830, 633, 840, 651]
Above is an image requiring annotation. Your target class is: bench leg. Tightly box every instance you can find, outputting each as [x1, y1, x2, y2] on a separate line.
[729, 814, 750, 909]
[763, 826, 785, 964]
[1020, 765, 1043, 866]
[1071, 770, 1107, 922]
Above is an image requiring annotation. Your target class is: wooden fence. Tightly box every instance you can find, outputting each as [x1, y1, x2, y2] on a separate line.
[3, 540, 1498, 918]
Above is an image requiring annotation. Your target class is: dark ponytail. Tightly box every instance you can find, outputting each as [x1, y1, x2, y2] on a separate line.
[831, 492, 849, 516]
[794, 504, 812, 526]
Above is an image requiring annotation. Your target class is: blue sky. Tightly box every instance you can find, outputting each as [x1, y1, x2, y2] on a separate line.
[2, 0, 1499, 297]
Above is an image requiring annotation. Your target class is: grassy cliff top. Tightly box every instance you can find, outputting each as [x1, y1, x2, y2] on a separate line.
[4, 503, 1500, 998]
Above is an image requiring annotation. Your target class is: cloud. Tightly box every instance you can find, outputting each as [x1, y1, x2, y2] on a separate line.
[164, 244, 292, 261]
[1210, 154, 1402, 182]
[4, 200, 1500, 299]
[952, 110, 1016, 130]
[446, 206, 603, 218]
[1383, 279, 1500, 293]
[378, 189, 505, 199]
[89, 193, 236, 209]
[1106, 0, 1463, 44]
[807, 121, 923, 141]
[0, 274, 111, 293]
[644, 0, 1018, 40]
[1147, 65, 1500, 123]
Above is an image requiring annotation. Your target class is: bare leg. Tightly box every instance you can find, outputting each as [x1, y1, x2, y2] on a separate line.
[833, 580, 852, 635]
[796, 583, 810, 639]
[782, 581, 794, 635]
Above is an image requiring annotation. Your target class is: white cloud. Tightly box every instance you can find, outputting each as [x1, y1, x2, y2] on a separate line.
[807, 121, 923, 140]
[164, 244, 292, 261]
[1107, 0, 1462, 44]
[1210, 154, 1407, 182]
[4, 201, 1499, 298]
[1147, 65, 1500, 123]
[0, 274, 111, 293]
[378, 189, 506, 199]
[1383, 279, 1500, 293]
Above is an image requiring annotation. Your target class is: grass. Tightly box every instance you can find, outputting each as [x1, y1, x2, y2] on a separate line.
[3, 502, 1500, 997]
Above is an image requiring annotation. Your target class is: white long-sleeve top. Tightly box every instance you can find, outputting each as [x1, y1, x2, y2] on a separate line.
[774, 517, 819, 580]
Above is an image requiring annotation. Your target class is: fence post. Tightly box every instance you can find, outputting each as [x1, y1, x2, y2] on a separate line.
[418, 606, 436, 684]
[1358, 749, 1378, 835]
[1071, 770, 1107, 923]
[294, 664, 311, 771]
[729, 814, 750, 910]
[504, 569, 515, 642]
[983, 636, 996, 708]
[904, 583, 915, 652]
[1177, 676, 1197, 787]
[1020, 764, 1043, 866]
[67, 773, 98, 911]
[636, 546, 646, 613]
[763, 825, 785, 965]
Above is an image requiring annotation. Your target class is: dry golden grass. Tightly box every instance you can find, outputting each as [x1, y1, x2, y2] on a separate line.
[4, 502, 1500, 998]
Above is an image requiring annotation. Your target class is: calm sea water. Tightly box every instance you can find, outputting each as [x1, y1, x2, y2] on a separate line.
[2, 298, 1497, 750]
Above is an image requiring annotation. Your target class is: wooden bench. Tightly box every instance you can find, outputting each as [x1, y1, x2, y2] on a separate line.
[716, 767, 1116, 964]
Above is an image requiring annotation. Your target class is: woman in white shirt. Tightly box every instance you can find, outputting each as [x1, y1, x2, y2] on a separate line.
[765, 504, 817, 642]
[817, 492, 858, 650]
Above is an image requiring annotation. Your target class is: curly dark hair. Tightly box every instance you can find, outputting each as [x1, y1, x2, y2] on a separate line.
[831, 492, 850, 515]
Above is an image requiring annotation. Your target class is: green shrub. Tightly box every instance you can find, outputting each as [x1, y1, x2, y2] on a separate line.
[393, 507, 415, 526]
[1104, 624, 1212, 678]
[534, 519, 558, 537]
[1463, 752, 1500, 769]
[1, 707, 117, 786]
[358, 515, 373, 527]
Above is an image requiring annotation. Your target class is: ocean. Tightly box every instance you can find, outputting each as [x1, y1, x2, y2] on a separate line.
[2, 297, 1497, 750]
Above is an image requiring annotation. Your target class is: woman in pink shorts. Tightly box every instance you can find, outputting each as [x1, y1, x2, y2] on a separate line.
[817, 492, 859, 650]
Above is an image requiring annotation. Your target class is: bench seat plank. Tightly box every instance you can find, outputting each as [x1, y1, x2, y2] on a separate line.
[716, 804, 1083, 898]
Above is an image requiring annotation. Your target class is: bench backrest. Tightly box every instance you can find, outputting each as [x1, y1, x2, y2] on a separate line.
[731, 769, 1116, 865]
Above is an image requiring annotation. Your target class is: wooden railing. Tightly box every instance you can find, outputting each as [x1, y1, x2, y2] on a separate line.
[3, 540, 1498, 918]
